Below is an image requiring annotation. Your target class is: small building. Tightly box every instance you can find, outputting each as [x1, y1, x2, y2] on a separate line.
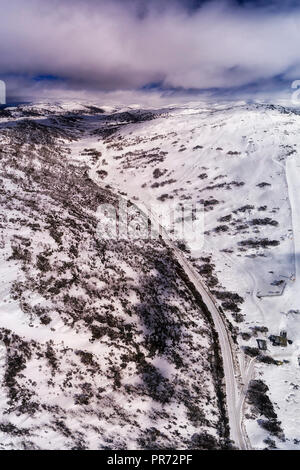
[280, 330, 287, 338]
[269, 334, 287, 347]
[257, 339, 267, 351]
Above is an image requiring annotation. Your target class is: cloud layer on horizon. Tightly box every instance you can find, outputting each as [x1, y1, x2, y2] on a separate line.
[1, 0, 300, 101]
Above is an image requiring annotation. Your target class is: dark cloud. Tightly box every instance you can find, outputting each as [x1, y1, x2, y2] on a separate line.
[0, 0, 299, 101]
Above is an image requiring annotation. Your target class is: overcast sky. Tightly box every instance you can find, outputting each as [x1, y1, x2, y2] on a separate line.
[1, 0, 300, 103]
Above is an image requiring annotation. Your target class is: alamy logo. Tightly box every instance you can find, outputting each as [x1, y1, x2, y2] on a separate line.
[291, 80, 300, 105]
[96, 197, 204, 248]
[0, 80, 6, 105]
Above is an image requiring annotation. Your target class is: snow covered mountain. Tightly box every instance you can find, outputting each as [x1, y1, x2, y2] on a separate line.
[0, 103, 229, 450]
[0, 100, 299, 450]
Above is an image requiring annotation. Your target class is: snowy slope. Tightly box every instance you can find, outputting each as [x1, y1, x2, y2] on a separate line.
[0, 104, 229, 450]
[1, 100, 300, 450]
[70, 101, 300, 450]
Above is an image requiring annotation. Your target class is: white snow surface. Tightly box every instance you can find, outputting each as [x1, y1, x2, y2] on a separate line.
[1, 100, 300, 449]
[0, 102, 229, 450]
[68, 101, 300, 449]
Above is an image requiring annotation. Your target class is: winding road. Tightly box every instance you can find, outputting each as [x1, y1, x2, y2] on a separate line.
[145, 208, 252, 450]
[77, 113, 253, 450]
[89, 150, 251, 448]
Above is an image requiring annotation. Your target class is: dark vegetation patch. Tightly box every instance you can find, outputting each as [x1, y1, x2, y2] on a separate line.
[193, 145, 203, 150]
[211, 291, 244, 314]
[199, 199, 220, 211]
[214, 225, 229, 233]
[234, 205, 254, 213]
[189, 432, 223, 450]
[250, 218, 278, 227]
[247, 380, 277, 419]
[157, 193, 174, 202]
[0, 422, 29, 436]
[151, 179, 177, 189]
[96, 170, 108, 179]
[153, 168, 167, 179]
[247, 380, 284, 438]
[218, 215, 232, 222]
[238, 239, 280, 249]
[201, 181, 244, 191]
[243, 346, 260, 357]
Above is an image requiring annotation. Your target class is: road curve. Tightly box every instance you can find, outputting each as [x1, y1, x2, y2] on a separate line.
[150, 214, 250, 450]
[88, 159, 251, 450]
